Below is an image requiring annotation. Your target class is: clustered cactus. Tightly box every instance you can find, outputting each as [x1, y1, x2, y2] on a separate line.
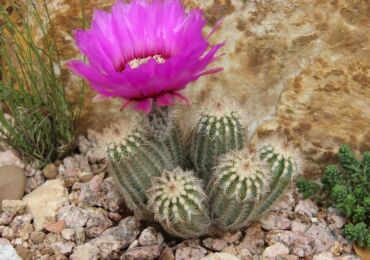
[106, 96, 301, 238]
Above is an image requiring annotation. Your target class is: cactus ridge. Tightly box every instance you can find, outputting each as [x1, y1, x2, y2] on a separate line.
[190, 112, 244, 181]
[147, 168, 211, 238]
[165, 125, 185, 168]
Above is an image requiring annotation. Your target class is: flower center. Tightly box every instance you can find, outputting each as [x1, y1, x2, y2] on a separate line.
[127, 54, 166, 69]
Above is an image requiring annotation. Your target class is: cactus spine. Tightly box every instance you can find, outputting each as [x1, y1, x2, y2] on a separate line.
[147, 168, 211, 238]
[106, 119, 175, 220]
[208, 149, 270, 230]
[190, 110, 245, 181]
[249, 139, 300, 219]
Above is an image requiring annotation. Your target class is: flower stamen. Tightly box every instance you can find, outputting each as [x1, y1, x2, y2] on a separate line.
[128, 54, 166, 69]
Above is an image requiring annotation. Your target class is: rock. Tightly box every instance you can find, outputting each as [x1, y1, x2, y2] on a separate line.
[295, 199, 319, 218]
[272, 192, 296, 212]
[108, 212, 123, 222]
[124, 245, 161, 260]
[306, 224, 336, 252]
[100, 177, 123, 212]
[128, 240, 139, 250]
[85, 208, 113, 238]
[77, 171, 94, 182]
[276, 255, 299, 260]
[42, 163, 58, 180]
[44, 232, 63, 244]
[138, 227, 158, 246]
[0, 212, 14, 225]
[221, 231, 242, 244]
[44, 220, 65, 233]
[331, 241, 343, 256]
[312, 252, 336, 260]
[222, 246, 238, 256]
[22, 179, 68, 231]
[63, 156, 79, 170]
[290, 221, 307, 233]
[237, 248, 253, 259]
[70, 244, 100, 260]
[57, 205, 89, 228]
[74, 174, 104, 207]
[160, 246, 175, 260]
[236, 223, 265, 255]
[261, 213, 291, 230]
[0, 243, 22, 260]
[0, 166, 26, 211]
[1, 200, 26, 215]
[0, 151, 24, 168]
[262, 243, 289, 259]
[15, 245, 32, 260]
[30, 170, 46, 192]
[265, 230, 299, 247]
[292, 235, 316, 257]
[50, 241, 75, 255]
[175, 245, 207, 260]
[86, 216, 140, 258]
[61, 168, 80, 188]
[74, 227, 86, 246]
[74, 154, 91, 172]
[200, 253, 240, 260]
[9, 214, 33, 238]
[61, 228, 75, 240]
[339, 255, 360, 260]
[327, 208, 347, 229]
[2, 227, 15, 240]
[202, 238, 227, 251]
[30, 231, 45, 243]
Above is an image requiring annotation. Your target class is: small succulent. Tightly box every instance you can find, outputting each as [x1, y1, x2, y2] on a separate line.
[297, 145, 370, 248]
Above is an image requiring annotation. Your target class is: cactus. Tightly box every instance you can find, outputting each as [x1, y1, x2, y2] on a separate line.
[164, 124, 186, 168]
[208, 149, 270, 230]
[147, 168, 211, 238]
[106, 118, 176, 220]
[104, 96, 301, 239]
[249, 138, 301, 219]
[190, 98, 245, 181]
[147, 104, 173, 140]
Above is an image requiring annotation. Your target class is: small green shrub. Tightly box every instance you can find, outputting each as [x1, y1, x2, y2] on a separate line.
[0, 1, 83, 166]
[297, 144, 370, 248]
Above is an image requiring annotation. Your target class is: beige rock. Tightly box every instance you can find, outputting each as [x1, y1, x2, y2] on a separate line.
[30, 231, 45, 244]
[2, 200, 26, 215]
[70, 244, 100, 260]
[262, 243, 289, 259]
[22, 179, 68, 231]
[200, 253, 241, 260]
[42, 164, 58, 180]
[15, 245, 32, 260]
[0, 166, 26, 212]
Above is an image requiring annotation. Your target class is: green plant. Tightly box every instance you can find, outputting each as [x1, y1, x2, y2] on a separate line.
[0, 1, 82, 166]
[207, 149, 270, 231]
[147, 168, 211, 238]
[189, 100, 245, 182]
[106, 118, 177, 219]
[106, 96, 301, 238]
[297, 144, 370, 248]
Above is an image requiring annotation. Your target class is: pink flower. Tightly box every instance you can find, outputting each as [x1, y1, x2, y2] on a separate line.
[68, 0, 224, 113]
